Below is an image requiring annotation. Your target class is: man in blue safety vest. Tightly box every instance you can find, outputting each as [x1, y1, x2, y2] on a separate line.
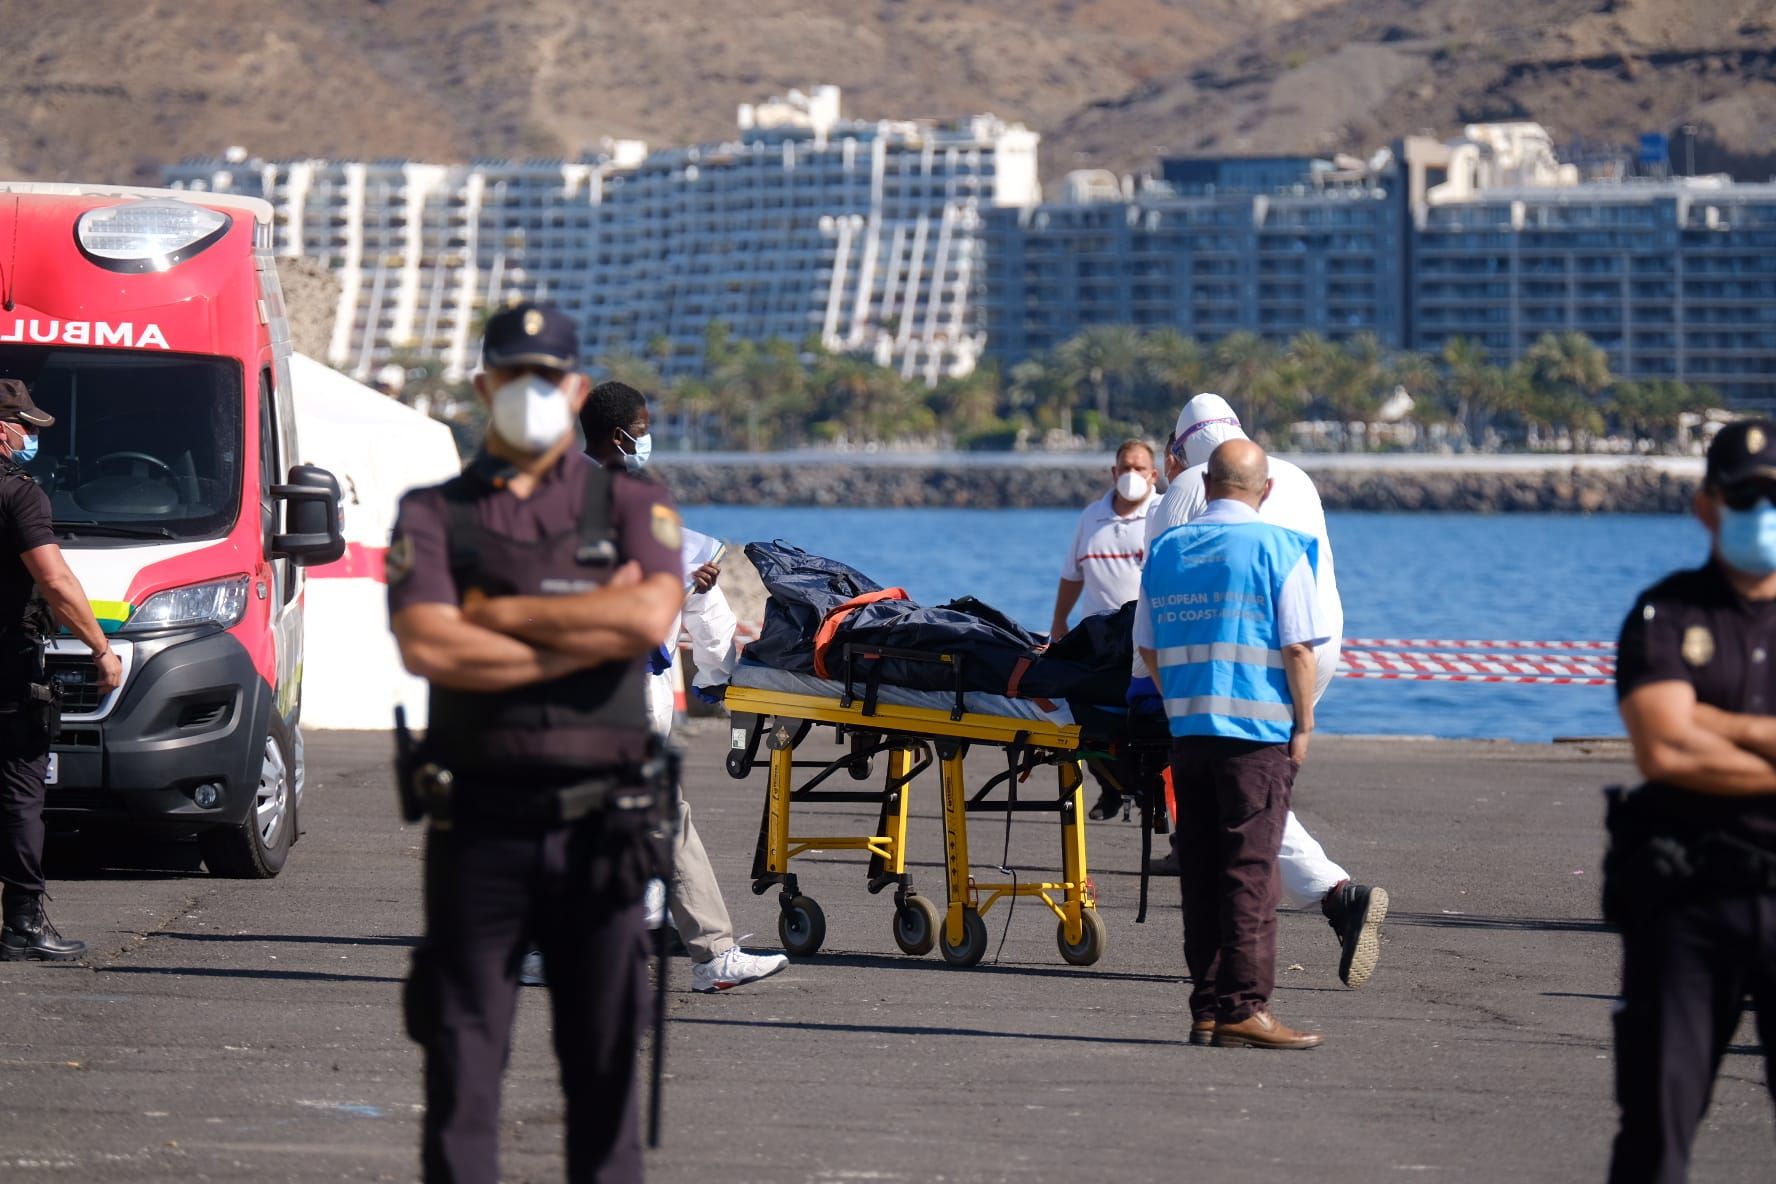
[1137, 438, 1328, 1050]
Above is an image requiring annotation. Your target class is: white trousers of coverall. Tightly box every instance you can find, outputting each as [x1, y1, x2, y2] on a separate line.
[647, 647, 736, 964]
[1275, 639, 1350, 910]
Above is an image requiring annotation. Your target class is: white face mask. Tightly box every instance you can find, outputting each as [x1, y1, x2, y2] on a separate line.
[490, 374, 573, 455]
[1115, 471, 1151, 502]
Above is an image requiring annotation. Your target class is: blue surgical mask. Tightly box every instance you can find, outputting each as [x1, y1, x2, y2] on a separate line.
[1717, 502, 1776, 575]
[618, 429, 652, 473]
[13, 433, 37, 464]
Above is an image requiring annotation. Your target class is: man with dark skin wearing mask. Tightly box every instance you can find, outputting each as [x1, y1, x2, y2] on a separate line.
[1608, 418, 1776, 1183]
[388, 304, 683, 1184]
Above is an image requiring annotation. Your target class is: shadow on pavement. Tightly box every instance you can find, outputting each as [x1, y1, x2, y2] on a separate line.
[677, 1014, 1190, 1047]
[1387, 910, 1611, 935]
[158, 931, 419, 948]
[97, 964, 404, 985]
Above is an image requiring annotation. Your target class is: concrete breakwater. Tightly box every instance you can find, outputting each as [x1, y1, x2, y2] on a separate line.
[653, 455, 1701, 513]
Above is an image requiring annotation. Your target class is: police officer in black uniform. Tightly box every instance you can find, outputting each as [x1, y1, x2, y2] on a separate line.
[388, 305, 684, 1184]
[0, 379, 121, 962]
[1609, 418, 1776, 1183]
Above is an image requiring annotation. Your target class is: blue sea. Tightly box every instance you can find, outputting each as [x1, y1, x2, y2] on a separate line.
[685, 506, 1706, 742]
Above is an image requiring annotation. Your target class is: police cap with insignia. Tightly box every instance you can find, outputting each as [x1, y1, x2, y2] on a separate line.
[482, 301, 579, 371]
[1706, 417, 1776, 491]
[0, 379, 55, 428]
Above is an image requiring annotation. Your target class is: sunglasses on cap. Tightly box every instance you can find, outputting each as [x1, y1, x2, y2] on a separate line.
[1716, 481, 1776, 511]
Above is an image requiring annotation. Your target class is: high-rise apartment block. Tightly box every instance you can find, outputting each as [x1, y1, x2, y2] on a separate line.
[984, 123, 1776, 409]
[166, 87, 1038, 385]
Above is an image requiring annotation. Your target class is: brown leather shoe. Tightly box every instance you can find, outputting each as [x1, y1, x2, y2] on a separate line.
[1189, 1018, 1214, 1046]
[1211, 1009, 1323, 1050]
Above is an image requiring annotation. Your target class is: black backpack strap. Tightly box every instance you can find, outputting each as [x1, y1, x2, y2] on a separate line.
[438, 476, 482, 583]
[576, 465, 619, 567]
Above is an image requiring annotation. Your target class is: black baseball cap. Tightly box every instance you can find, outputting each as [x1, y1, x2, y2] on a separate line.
[1705, 418, 1776, 488]
[0, 379, 54, 428]
[481, 301, 578, 370]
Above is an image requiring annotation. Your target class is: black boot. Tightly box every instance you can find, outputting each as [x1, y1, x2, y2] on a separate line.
[1, 892, 87, 962]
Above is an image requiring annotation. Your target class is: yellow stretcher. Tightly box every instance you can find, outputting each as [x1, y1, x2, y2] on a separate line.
[722, 663, 1107, 968]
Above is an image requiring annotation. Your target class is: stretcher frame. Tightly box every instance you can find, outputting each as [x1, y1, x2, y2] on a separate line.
[723, 648, 1106, 967]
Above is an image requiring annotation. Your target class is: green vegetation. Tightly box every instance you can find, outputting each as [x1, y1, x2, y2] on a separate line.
[389, 324, 1716, 455]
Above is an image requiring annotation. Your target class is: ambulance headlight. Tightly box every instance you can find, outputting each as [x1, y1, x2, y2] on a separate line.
[121, 576, 251, 633]
[75, 201, 232, 273]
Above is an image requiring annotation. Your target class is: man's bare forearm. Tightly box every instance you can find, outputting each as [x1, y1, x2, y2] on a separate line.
[472, 575, 682, 651]
[1283, 643, 1316, 733]
[1693, 702, 1776, 761]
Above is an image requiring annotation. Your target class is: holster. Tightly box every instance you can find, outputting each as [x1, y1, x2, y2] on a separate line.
[1602, 784, 1776, 926]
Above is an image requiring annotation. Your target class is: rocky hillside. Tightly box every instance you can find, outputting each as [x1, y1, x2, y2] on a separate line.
[4, 0, 1772, 184]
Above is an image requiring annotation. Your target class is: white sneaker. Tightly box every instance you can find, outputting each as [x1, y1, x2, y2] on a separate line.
[690, 945, 788, 993]
[519, 948, 546, 987]
[643, 879, 667, 929]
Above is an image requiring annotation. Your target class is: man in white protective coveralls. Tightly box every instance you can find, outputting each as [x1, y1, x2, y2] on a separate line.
[522, 380, 789, 992]
[1143, 393, 1389, 989]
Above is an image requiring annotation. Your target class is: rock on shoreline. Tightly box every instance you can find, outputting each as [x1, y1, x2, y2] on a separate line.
[654, 461, 1697, 514]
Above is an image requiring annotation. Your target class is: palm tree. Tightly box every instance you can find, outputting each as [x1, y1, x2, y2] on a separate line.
[1057, 325, 1144, 439]
[1138, 329, 1208, 430]
[1009, 354, 1077, 437]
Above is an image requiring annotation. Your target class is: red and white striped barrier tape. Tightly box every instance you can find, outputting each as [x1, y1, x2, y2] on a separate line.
[1344, 638, 1616, 652]
[1341, 650, 1615, 679]
[1340, 670, 1613, 686]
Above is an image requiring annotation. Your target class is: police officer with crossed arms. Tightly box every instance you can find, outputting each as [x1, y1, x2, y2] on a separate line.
[388, 304, 684, 1183]
[1609, 418, 1776, 1182]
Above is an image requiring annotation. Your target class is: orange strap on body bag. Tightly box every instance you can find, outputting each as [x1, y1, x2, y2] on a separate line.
[812, 588, 910, 679]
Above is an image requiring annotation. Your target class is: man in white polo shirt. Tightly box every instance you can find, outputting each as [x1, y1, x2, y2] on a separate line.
[1145, 394, 1389, 990]
[1052, 439, 1159, 819]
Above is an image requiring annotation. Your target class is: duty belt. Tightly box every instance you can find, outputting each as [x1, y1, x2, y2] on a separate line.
[451, 775, 658, 826]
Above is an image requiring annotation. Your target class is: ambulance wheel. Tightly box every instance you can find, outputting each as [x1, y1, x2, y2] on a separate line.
[939, 908, 989, 967]
[1056, 910, 1108, 966]
[892, 895, 940, 956]
[200, 720, 295, 880]
[778, 895, 826, 956]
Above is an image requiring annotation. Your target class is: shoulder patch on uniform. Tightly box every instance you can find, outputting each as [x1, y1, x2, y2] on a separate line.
[650, 503, 683, 551]
[386, 535, 415, 585]
[1681, 624, 1714, 667]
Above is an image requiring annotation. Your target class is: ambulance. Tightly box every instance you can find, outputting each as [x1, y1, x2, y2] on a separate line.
[0, 183, 343, 877]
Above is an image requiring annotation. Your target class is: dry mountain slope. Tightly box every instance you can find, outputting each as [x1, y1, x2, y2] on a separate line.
[2, 0, 1772, 184]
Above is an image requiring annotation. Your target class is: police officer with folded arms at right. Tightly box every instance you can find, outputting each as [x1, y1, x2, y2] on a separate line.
[388, 304, 684, 1183]
[0, 379, 121, 962]
[1609, 417, 1776, 1183]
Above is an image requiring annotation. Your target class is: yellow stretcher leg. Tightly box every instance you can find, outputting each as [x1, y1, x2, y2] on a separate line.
[938, 741, 973, 946]
[882, 745, 914, 877]
[1058, 758, 1088, 946]
[764, 725, 795, 877]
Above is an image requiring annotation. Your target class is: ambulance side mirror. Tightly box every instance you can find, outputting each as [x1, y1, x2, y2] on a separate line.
[270, 464, 346, 566]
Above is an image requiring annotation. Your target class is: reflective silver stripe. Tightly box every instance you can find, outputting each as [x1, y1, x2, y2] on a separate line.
[1156, 643, 1284, 668]
[1163, 695, 1294, 723]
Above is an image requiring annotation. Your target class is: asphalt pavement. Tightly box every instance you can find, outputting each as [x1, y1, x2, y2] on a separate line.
[1, 724, 1770, 1183]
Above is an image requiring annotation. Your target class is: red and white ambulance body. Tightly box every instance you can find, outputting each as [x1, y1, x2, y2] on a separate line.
[0, 183, 342, 877]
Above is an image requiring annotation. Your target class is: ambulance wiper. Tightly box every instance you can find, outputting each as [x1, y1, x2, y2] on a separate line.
[53, 520, 176, 540]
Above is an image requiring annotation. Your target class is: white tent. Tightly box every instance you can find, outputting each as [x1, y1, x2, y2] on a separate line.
[289, 353, 462, 729]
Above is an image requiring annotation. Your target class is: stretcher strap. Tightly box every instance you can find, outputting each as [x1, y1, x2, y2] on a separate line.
[812, 588, 910, 679]
[1005, 656, 1059, 713]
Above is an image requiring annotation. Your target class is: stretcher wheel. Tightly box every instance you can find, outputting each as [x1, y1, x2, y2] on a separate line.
[1056, 909, 1108, 967]
[892, 895, 940, 956]
[778, 895, 827, 957]
[939, 908, 989, 967]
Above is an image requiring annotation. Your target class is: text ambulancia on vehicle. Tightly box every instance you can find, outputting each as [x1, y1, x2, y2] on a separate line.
[0, 183, 344, 877]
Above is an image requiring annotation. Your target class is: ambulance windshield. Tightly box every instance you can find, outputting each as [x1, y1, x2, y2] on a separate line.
[0, 347, 242, 542]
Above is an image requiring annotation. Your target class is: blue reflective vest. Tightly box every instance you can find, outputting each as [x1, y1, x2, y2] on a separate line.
[1143, 518, 1318, 743]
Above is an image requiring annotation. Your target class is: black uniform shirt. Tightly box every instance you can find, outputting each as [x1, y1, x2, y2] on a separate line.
[1617, 559, 1776, 847]
[0, 468, 55, 625]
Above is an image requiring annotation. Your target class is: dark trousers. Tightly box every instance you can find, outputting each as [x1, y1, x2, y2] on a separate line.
[0, 708, 50, 898]
[1608, 891, 1776, 1184]
[1170, 735, 1295, 1024]
[407, 816, 650, 1184]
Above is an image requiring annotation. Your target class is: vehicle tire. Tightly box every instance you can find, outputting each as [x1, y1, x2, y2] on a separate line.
[199, 719, 295, 879]
[1056, 909, 1108, 966]
[938, 907, 989, 967]
[778, 894, 827, 957]
[891, 894, 940, 956]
